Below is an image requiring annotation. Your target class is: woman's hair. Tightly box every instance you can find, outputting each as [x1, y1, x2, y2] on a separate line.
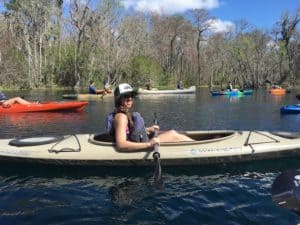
[114, 96, 122, 107]
[114, 100, 134, 131]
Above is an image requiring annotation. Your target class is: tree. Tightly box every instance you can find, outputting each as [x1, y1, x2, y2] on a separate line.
[190, 9, 211, 85]
[70, 0, 93, 88]
[274, 7, 300, 84]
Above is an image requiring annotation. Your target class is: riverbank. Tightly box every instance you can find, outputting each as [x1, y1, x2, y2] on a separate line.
[1, 84, 300, 92]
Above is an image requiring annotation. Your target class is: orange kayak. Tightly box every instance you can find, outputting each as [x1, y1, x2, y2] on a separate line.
[269, 88, 286, 95]
[0, 101, 88, 113]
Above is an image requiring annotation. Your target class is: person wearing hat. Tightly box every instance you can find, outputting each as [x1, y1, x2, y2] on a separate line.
[107, 83, 194, 152]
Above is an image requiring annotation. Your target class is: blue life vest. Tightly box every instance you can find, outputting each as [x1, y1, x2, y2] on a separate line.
[88, 85, 97, 94]
[105, 112, 149, 142]
[0, 92, 7, 101]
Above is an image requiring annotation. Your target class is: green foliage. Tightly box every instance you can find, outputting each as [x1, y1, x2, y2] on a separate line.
[4, 0, 21, 12]
[278, 41, 288, 56]
[53, 46, 76, 87]
[129, 55, 163, 87]
[85, 69, 106, 88]
[158, 73, 173, 87]
[51, 44, 96, 88]
[0, 47, 28, 88]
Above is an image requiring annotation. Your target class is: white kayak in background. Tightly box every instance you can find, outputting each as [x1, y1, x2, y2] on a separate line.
[138, 86, 196, 95]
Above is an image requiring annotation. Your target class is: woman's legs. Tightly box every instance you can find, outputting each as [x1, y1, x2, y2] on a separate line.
[158, 130, 194, 142]
[3, 97, 31, 106]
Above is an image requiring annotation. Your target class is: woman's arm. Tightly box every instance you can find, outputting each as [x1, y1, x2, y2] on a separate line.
[114, 113, 159, 152]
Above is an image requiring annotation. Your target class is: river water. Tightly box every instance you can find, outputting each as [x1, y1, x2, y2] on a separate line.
[0, 87, 299, 224]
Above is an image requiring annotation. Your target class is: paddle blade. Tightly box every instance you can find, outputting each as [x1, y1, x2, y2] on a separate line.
[272, 170, 300, 215]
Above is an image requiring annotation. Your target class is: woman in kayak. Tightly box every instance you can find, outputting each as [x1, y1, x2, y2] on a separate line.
[0, 93, 32, 107]
[107, 83, 194, 151]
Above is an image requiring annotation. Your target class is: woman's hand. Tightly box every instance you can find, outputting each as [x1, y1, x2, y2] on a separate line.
[149, 137, 160, 147]
[147, 125, 160, 134]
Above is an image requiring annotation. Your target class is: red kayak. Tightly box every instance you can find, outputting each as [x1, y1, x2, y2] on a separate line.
[0, 101, 88, 113]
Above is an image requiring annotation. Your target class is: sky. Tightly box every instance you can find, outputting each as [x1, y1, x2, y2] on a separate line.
[122, 0, 300, 32]
[1, 0, 299, 33]
[210, 0, 300, 30]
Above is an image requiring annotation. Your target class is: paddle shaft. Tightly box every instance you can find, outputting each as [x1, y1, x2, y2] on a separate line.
[153, 113, 159, 156]
[152, 113, 161, 183]
[153, 122, 159, 153]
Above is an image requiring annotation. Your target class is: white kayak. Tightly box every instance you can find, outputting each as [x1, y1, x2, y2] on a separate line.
[138, 86, 196, 95]
[1, 130, 300, 166]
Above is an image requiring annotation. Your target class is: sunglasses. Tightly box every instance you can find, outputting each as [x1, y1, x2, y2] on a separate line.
[123, 94, 133, 99]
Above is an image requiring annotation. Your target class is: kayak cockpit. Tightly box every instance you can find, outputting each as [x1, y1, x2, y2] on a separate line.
[90, 130, 236, 146]
[183, 130, 235, 142]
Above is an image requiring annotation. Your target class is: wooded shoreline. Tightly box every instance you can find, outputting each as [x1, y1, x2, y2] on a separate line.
[0, 1, 299, 90]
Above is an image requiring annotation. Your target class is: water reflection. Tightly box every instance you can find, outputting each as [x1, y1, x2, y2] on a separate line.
[224, 95, 244, 103]
[5, 112, 86, 125]
[108, 180, 145, 206]
[268, 93, 287, 104]
[0, 112, 88, 138]
[137, 93, 196, 103]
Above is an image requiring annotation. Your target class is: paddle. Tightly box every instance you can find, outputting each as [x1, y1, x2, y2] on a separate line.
[152, 112, 162, 184]
[271, 170, 300, 215]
